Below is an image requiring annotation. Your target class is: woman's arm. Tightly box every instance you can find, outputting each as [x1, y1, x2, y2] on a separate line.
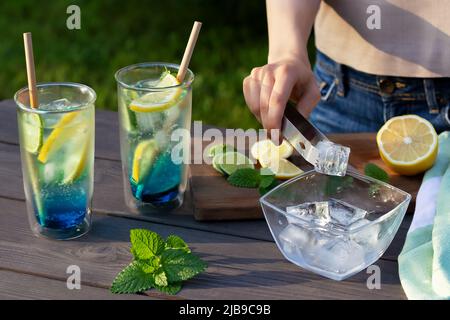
[243, 0, 321, 132]
[267, 0, 320, 64]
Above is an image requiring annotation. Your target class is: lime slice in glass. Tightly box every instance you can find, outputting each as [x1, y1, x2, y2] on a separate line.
[20, 113, 43, 154]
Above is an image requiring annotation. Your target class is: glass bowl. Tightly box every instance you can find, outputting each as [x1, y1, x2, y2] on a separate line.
[260, 169, 411, 281]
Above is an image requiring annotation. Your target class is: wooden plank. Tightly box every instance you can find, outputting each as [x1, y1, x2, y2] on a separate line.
[0, 100, 413, 258]
[0, 141, 411, 260]
[0, 270, 151, 300]
[0, 142, 272, 242]
[0, 197, 405, 300]
[1, 99, 420, 219]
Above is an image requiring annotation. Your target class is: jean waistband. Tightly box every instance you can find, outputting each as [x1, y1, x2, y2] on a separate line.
[315, 50, 450, 114]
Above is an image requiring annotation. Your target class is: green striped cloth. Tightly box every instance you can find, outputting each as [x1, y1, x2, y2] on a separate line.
[398, 132, 450, 300]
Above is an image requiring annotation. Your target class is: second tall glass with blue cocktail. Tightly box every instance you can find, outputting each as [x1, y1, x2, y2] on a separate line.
[15, 83, 96, 239]
[115, 63, 193, 213]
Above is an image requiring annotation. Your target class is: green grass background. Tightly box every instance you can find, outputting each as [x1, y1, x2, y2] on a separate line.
[0, 0, 314, 129]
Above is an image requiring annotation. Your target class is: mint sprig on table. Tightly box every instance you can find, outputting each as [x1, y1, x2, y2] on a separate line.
[227, 168, 278, 195]
[364, 163, 389, 183]
[111, 229, 207, 295]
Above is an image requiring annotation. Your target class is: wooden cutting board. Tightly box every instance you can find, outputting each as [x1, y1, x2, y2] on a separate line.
[190, 133, 421, 221]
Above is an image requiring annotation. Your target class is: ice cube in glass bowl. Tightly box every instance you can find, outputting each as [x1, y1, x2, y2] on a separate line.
[259, 169, 411, 281]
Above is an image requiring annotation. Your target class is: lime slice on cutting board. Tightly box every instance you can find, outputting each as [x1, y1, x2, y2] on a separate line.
[212, 151, 254, 176]
[207, 143, 236, 158]
[20, 113, 43, 154]
[129, 73, 182, 113]
[131, 139, 159, 184]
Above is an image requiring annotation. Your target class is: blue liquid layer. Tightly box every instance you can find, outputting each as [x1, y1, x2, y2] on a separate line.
[34, 185, 88, 230]
[130, 152, 182, 205]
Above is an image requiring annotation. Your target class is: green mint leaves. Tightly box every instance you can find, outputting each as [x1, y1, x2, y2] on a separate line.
[110, 261, 156, 294]
[364, 163, 389, 183]
[227, 168, 278, 195]
[111, 229, 207, 295]
[227, 168, 261, 188]
[130, 229, 164, 259]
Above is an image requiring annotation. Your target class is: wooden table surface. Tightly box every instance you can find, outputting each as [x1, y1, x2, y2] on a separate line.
[0, 99, 412, 300]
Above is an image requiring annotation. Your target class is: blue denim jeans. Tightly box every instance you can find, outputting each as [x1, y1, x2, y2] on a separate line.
[310, 50, 450, 133]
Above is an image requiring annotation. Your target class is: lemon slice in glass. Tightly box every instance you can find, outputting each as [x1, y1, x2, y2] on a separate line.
[129, 73, 181, 113]
[38, 112, 80, 163]
[131, 139, 159, 184]
[38, 111, 91, 183]
[62, 135, 92, 184]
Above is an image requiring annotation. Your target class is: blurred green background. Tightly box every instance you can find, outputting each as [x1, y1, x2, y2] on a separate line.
[0, 0, 314, 129]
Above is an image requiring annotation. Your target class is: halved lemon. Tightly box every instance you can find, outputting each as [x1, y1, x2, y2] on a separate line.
[268, 158, 303, 180]
[129, 73, 181, 113]
[376, 115, 438, 175]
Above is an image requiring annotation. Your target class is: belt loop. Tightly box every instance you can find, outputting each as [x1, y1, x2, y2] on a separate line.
[423, 79, 440, 114]
[335, 63, 345, 97]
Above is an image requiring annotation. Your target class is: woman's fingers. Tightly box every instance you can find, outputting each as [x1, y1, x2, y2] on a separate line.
[243, 61, 318, 131]
[266, 66, 297, 133]
[296, 79, 320, 117]
[243, 76, 261, 122]
[243, 68, 264, 122]
[259, 67, 275, 131]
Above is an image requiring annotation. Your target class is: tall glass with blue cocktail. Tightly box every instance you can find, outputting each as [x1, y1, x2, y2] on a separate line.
[115, 63, 193, 213]
[15, 83, 96, 239]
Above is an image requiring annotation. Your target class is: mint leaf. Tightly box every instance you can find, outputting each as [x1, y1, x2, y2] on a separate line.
[154, 282, 182, 295]
[325, 176, 354, 196]
[112, 230, 207, 295]
[364, 163, 389, 183]
[166, 235, 190, 253]
[259, 179, 278, 196]
[153, 270, 168, 287]
[227, 168, 260, 188]
[259, 173, 275, 189]
[140, 256, 160, 273]
[130, 229, 165, 260]
[161, 249, 207, 282]
[111, 261, 154, 294]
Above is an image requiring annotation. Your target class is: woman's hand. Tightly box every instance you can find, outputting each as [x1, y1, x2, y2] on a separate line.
[243, 58, 320, 131]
